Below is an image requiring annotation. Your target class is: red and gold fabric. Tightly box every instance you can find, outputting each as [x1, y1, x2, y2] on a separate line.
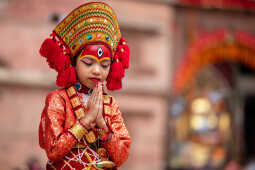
[39, 88, 131, 169]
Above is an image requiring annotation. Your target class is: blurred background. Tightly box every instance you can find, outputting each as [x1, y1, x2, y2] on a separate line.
[1, 0, 255, 170]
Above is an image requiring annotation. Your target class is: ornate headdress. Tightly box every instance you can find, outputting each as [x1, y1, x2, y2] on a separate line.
[39, 2, 130, 90]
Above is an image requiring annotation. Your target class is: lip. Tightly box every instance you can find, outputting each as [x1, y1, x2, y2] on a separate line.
[89, 78, 101, 82]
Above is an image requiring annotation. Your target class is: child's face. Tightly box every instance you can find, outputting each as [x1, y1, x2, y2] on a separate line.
[75, 44, 111, 89]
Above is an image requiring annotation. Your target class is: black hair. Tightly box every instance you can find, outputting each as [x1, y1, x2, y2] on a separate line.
[71, 50, 82, 67]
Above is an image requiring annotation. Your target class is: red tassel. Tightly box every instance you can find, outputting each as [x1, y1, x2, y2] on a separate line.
[105, 37, 130, 91]
[116, 38, 130, 69]
[54, 53, 71, 72]
[117, 44, 130, 69]
[39, 38, 59, 57]
[106, 77, 122, 90]
[108, 59, 124, 80]
[40, 37, 76, 87]
[56, 66, 77, 87]
[39, 38, 64, 70]
[106, 57, 124, 90]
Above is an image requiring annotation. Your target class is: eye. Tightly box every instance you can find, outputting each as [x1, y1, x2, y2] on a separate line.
[82, 58, 93, 66]
[101, 60, 110, 68]
[101, 63, 110, 68]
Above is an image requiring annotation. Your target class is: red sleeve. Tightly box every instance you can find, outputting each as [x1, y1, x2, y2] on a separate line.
[39, 91, 77, 162]
[103, 97, 131, 167]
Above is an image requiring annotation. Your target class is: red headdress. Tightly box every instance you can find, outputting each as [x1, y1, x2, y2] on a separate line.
[39, 2, 130, 90]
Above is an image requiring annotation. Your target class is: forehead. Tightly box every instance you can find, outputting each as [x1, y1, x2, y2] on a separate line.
[80, 44, 111, 59]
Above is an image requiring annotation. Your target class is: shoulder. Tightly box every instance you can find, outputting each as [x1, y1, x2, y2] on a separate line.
[45, 88, 68, 104]
[43, 89, 68, 117]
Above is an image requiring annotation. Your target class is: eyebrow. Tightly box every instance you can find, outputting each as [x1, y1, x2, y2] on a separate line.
[82, 55, 111, 63]
[100, 59, 111, 62]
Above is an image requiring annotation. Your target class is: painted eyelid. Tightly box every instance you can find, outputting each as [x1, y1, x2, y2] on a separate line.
[82, 61, 93, 66]
[101, 62, 110, 66]
[82, 58, 93, 64]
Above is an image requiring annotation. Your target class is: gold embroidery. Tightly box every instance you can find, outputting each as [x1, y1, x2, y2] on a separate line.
[71, 97, 81, 108]
[104, 105, 111, 114]
[86, 165, 92, 170]
[67, 86, 76, 97]
[97, 130, 106, 138]
[103, 95, 110, 104]
[82, 149, 94, 169]
[107, 117, 111, 127]
[75, 108, 85, 119]
[84, 151, 93, 162]
[72, 143, 86, 148]
[85, 131, 96, 144]
[69, 122, 87, 140]
[97, 148, 107, 158]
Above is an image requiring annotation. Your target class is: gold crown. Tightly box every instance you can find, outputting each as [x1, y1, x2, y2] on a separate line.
[53, 2, 121, 57]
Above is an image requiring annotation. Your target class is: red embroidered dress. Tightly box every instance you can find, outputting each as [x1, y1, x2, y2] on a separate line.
[39, 87, 131, 169]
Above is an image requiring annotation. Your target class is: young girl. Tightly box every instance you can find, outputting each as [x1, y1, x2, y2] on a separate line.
[38, 2, 131, 170]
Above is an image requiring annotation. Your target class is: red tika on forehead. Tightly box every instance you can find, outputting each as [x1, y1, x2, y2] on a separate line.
[79, 44, 112, 60]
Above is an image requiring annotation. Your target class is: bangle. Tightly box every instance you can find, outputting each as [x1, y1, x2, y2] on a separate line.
[68, 121, 88, 141]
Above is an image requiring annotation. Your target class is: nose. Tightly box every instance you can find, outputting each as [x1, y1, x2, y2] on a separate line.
[92, 64, 101, 76]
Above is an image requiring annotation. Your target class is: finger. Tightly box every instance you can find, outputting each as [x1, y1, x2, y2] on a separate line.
[93, 93, 98, 104]
[102, 122, 108, 132]
[98, 83, 103, 106]
[99, 87, 103, 116]
[97, 82, 102, 101]
[99, 87, 103, 115]
[89, 85, 96, 101]
[95, 84, 101, 113]
[90, 83, 98, 104]
[102, 84, 107, 94]
[96, 83, 101, 102]
[95, 87, 102, 119]
[98, 82, 102, 96]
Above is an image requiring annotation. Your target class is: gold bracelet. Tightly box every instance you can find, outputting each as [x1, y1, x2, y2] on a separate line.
[68, 121, 88, 141]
